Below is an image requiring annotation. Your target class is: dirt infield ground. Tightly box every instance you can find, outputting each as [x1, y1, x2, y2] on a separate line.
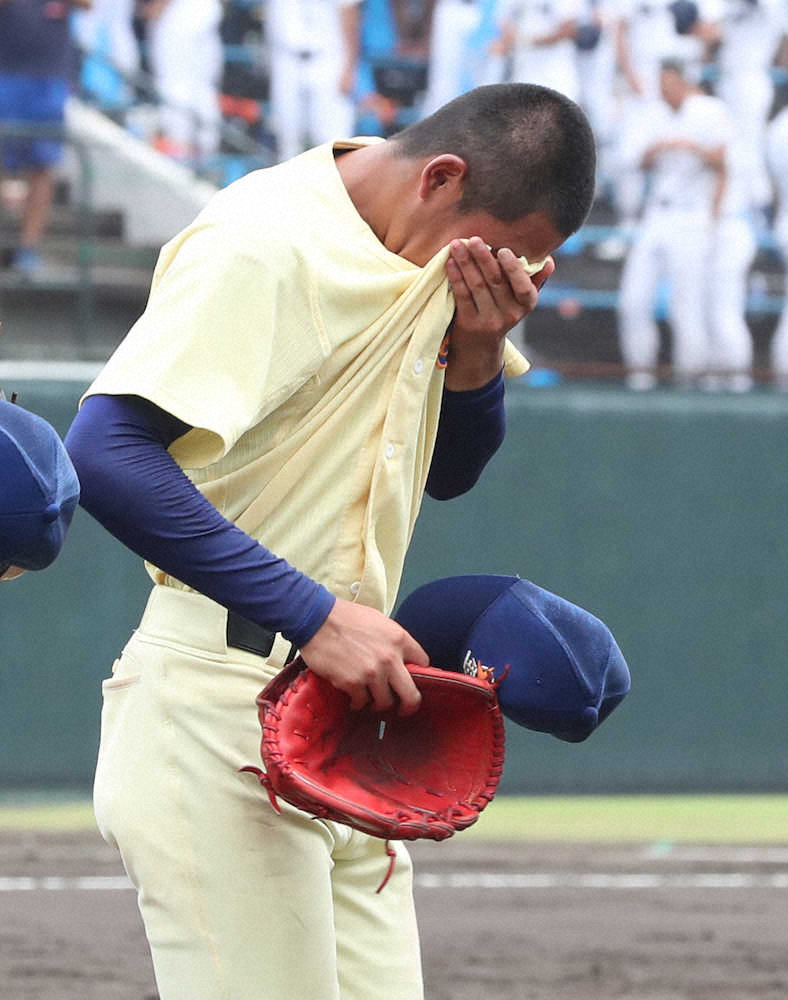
[2, 830, 787, 999]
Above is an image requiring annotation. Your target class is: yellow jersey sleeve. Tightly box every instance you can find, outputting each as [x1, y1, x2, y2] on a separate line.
[83, 222, 327, 468]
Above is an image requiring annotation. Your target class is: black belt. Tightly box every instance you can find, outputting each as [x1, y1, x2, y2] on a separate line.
[226, 610, 298, 662]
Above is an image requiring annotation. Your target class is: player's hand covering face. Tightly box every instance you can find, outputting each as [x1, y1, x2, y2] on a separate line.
[444, 238, 555, 389]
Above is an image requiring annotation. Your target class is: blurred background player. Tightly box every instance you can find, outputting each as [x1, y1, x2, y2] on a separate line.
[265, 0, 362, 163]
[607, 0, 708, 256]
[422, 0, 505, 116]
[141, 0, 223, 162]
[72, 0, 139, 108]
[353, 0, 436, 137]
[575, 0, 617, 184]
[766, 104, 788, 389]
[703, 0, 785, 215]
[617, 59, 731, 388]
[702, 138, 757, 392]
[0, 389, 80, 583]
[0, 0, 91, 278]
[492, 0, 582, 102]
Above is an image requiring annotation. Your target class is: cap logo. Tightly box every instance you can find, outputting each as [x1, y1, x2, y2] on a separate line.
[462, 649, 494, 683]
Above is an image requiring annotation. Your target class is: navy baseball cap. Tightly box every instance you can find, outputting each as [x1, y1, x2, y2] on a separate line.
[0, 399, 80, 571]
[394, 575, 630, 742]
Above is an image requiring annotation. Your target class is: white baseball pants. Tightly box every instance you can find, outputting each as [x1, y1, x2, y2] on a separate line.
[93, 585, 423, 1000]
[269, 48, 355, 162]
[148, 15, 223, 157]
[718, 71, 775, 210]
[618, 207, 713, 381]
[771, 231, 788, 388]
[706, 215, 756, 389]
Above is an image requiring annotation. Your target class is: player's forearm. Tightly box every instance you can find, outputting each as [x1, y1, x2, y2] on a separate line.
[426, 370, 506, 500]
[616, 20, 642, 92]
[65, 394, 335, 647]
[340, 4, 361, 71]
[528, 19, 577, 46]
[494, 21, 517, 56]
[696, 143, 726, 171]
[711, 167, 727, 218]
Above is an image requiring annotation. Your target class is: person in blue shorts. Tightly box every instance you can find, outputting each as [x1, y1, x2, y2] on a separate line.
[0, 0, 91, 277]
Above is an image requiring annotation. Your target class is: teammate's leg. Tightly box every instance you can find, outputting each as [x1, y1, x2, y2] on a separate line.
[720, 72, 775, 211]
[707, 216, 756, 390]
[310, 51, 356, 148]
[770, 242, 788, 389]
[617, 220, 662, 387]
[665, 214, 712, 384]
[269, 48, 306, 162]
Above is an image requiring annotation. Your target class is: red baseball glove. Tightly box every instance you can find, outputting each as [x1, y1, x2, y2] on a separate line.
[242, 657, 505, 855]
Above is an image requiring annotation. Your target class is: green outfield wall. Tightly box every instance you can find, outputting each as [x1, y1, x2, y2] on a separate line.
[2, 379, 787, 793]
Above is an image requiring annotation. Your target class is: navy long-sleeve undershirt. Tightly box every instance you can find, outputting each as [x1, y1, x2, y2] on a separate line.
[425, 372, 506, 500]
[65, 372, 506, 645]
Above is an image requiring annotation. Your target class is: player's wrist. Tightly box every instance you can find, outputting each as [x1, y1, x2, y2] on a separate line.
[443, 340, 505, 391]
[281, 586, 337, 649]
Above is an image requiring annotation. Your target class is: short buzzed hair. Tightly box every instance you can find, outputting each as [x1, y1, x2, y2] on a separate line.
[393, 84, 596, 237]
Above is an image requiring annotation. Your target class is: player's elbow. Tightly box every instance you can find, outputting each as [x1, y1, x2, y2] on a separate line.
[65, 412, 101, 506]
[64, 397, 119, 514]
[425, 472, 482, 502]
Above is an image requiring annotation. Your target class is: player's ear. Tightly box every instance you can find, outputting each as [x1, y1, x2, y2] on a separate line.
[417, 155, 468, 203]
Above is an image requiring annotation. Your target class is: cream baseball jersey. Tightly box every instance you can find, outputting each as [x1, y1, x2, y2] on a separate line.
[83, 139, 530, 616]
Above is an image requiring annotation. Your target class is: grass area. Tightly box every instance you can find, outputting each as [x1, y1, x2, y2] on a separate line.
[467, 795, 788, 842]
[1, 794, 787, 842]
[0, 798, 96, 833]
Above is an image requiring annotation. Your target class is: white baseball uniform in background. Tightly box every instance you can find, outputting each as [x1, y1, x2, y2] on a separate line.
[704, 141, 757, 391]
[266, 0, 361, 162]
[422, 0, 486, 115]
[575, 0, 617, 170]
[611, 0, 708, 226]
[766, 106, 788, 388]
[713, 0, 785, 210]
[618, 92, 733, 386]
[617, 0, 705, 99]
[498, 0, 582, 101]
[148, 0, 224, 158]
[72, 0, 139, 83]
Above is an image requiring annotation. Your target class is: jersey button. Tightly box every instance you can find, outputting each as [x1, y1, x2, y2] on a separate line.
[385, 442, 395, 459]
[413, 359, 424, 374]
[350, 581, 361, 596]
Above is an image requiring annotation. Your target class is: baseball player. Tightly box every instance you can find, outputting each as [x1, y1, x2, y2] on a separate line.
[421, 0, 504, 116]
[609, 0, 710, 247]
[0, 391, 80, 582]
[575, 0, 618, 169]
[142, 0, 223, 160]
[702, 139, 757, 391]
[766, 105, 788, 388]
[617, 59, 732, 388]
[65, 83, 596, 1000]
[493, 0, 583, 101]
[0, 0, 92, 276]
[705, 0, 785, 212]
[72, 0, 139, 95]
[266, 0, 362, 163]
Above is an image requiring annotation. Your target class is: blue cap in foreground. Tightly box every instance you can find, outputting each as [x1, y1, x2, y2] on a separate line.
[394, 575, 630, 742]
[0, 400, 80, 571]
